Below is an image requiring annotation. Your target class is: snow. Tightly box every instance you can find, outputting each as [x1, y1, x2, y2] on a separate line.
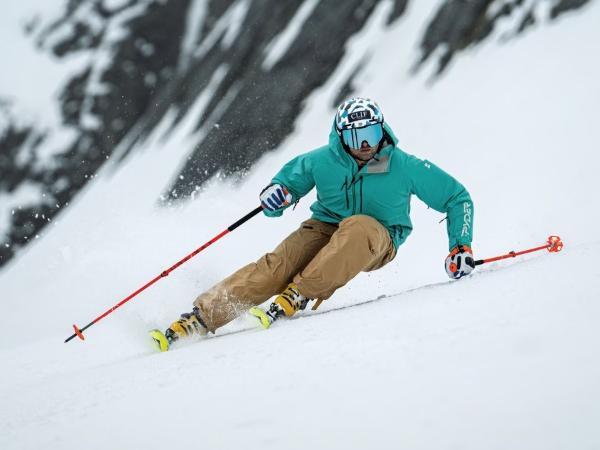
[1, 246, 599, 450]
[193, 0, 251, 60]
[77, 2, 152, 130]
[177, 0, 208, 71]
[0, 195, 11, 239]
[102, 0, 132, 10]
[0, 1, 89, 129]
[262, 0, 320, 71]
[1, 1, 600, 449]
[0, 182, 46, 239]
[221, 0, 251, 49]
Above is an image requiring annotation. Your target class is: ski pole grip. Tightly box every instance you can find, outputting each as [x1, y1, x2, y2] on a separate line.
[228, 206, 263, 231]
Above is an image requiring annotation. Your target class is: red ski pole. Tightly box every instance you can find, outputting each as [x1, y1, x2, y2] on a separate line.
[474, 235, 563, 267]
[64, 206, 263, 343]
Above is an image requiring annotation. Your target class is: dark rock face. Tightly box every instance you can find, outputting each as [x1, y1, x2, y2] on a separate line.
[170, 0, 384, 198]
[415, 0, 593, 76]
[550, 0, 592, 17]
[0, 0, 593, 269]
[0, 104, 43, 265]
[1, 0, 190, 267]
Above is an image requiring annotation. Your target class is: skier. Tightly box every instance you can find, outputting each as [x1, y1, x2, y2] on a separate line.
[151, 97, 474, 350]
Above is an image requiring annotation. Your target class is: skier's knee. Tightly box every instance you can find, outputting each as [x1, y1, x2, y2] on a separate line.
[339, 214, 382, 236]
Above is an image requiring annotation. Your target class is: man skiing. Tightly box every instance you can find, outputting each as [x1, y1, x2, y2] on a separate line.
[151, 97, 474, 351]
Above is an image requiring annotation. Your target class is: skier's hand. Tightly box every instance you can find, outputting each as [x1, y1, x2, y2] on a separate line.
[260, 184, 292, 211]
[445, 245, 475, 279]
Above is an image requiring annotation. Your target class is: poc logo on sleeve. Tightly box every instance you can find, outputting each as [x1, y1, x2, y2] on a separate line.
[461, 202, 472, 237]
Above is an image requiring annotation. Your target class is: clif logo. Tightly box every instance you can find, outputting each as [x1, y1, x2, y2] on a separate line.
[349, 110, 371, 122]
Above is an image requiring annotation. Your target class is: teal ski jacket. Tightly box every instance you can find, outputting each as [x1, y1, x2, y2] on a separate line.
[266, 122, 473, 251]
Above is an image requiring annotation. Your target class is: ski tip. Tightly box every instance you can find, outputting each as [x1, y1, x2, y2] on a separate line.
[248, 307, 272, 329]
[149, 329, 170, 352]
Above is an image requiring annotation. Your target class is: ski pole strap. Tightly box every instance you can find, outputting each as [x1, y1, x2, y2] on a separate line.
[311, 299, 324, 311]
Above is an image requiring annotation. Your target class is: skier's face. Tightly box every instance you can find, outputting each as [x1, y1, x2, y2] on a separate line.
[348, 141, 378, 162]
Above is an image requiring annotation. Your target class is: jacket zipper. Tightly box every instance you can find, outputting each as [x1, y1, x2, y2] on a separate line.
[359, 177, 364, 213]
[342, 163, 366, 214]
[352, 181, 356, 214]
[341, 178, 349, 209]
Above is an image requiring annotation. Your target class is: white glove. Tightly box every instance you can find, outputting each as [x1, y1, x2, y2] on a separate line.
[445, 245, 475, 279]
[260, 184, 292, 211]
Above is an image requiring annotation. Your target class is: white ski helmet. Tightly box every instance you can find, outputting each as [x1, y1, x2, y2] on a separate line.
[335, 97, 385, 149]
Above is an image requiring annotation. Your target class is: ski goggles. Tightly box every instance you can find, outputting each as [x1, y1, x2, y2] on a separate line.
[340, 123, 384, 149]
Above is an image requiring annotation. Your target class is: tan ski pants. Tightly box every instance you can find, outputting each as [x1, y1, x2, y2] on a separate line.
[193, 214, 396, 332]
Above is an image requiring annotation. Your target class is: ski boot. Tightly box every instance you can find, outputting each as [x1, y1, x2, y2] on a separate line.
[150, 307, 208, 352]
[249, 283, 310, 329]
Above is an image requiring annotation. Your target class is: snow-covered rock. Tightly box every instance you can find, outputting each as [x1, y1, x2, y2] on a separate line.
[0, 0, 594, 268]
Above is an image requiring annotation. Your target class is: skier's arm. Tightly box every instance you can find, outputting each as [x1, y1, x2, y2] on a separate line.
[406, 155, 474, 250]
[262, 153, 316, 217]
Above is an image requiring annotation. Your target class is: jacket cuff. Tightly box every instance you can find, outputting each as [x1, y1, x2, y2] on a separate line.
[262, 208, 284, 218]
[449, 240, 472, 252]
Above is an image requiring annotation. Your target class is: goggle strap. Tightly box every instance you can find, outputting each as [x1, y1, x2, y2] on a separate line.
[351, 128, 358, 148]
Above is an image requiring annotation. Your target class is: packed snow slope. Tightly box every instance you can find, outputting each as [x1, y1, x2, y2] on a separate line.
[2, 246, 600, 450]
[1, 2, 600, 450]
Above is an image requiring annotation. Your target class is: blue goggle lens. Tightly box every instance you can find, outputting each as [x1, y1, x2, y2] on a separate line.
[341, 123, 383, 149]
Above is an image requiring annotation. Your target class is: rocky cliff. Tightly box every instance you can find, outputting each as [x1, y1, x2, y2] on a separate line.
[0, 0, 592, 268]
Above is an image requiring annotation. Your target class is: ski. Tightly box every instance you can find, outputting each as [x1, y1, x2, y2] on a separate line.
[248, 297, 293, 329]
[249, 304, 291, 329]
[150, 280, 451, 351]
[149, 329, 170, 352]
[248, 306, 273, 328]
